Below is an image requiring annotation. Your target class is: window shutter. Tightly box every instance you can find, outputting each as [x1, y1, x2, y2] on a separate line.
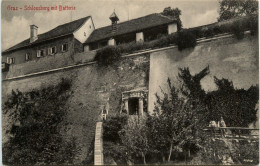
[12, 58, 15, 64]
[54, 46, 57, 53]
[7, 57, 9, 64]
[25, 53, 29, 60]
[37, 51, 40, 57]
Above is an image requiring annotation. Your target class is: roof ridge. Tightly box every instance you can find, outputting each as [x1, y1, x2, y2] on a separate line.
[40, 16, 90, 35]
[56, 16, 90, 28]
[94, 13, 159, 30]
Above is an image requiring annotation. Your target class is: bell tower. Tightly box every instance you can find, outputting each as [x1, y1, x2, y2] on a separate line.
[109, 10, 119, 33]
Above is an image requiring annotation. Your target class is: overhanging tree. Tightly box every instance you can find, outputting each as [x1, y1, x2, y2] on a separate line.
[161, 7, 183, 30]
[218, 0, 258, 21]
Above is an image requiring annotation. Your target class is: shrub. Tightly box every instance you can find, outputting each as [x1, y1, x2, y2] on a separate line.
[176, 30, 197, 51]
[103, 114, 128, 164]
[103, 141, 128, 164]
[219, 24, 232, 34]
[203, 28, 215, 38]
[146, 35, 170, 49]
[190, 28, 204, 39]
[95, 46, 121, 66]
[58, 78, 72, 94]
[231, 20, 245, 39]
[103, 114, 128, 143]
[213, 26, 222, 35]
[248, 14, 258, 35]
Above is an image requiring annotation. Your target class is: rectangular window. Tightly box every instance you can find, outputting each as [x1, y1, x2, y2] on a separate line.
[48, 46, 56, 55]
[37, 50, 44, 57]
[7, 57, 15, 64]
[61, 43, 68, 52]
[25, 53, 30, 61]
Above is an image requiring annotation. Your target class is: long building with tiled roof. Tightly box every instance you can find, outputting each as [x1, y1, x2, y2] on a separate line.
[84, 12, 177, 51]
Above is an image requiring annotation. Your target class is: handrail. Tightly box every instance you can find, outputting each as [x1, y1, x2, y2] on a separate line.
[204, 126, 259, 140]
[205, 127, 259, 130]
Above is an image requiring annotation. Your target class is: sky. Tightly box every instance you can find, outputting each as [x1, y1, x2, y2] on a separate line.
[1, 0, 220, 51]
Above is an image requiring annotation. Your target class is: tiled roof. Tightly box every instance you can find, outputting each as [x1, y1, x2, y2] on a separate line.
[3, 16, 91, 54]
[85, 13, 176, 44]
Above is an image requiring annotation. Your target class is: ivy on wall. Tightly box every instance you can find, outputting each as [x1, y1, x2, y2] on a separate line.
[2, 78, 77, 165]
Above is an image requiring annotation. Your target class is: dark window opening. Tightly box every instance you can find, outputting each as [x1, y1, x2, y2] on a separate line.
[128, 98, 139, 115]
[143, 25, 168, 41]
[25, 53, 30, 61]
[37, 50, 45, 57]
[62, 43, 68, 52]
[49, 46, 56, 55]
[98, 40, 108, 48]
[115, 33, 136, 45]
[89, 43, 98, 51]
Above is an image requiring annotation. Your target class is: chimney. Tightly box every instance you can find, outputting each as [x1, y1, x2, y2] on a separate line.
[30, 25, 38, 43]
[109, 10, 119, 33]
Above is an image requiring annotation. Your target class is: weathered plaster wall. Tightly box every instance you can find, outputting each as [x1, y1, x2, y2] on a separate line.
[2, 35, 74, 65]
[149, 35, 259, 112]
[2, 54, 149, 164]
[2, 50, 96, 79]
[73, 17, 94, 43]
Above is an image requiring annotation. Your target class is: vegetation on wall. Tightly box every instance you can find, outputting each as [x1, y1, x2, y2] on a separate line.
[176, 66, 258, 128]
[95, 46, 121, 66]
[176, 30, 197, 50]
[103, 66, 258, 165]
[95, 15, 257, 65]
[2, 78, 76, 165]
[207, 77, 258, 128]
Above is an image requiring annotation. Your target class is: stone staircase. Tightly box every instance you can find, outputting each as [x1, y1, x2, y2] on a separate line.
[94, 122, 103, 165]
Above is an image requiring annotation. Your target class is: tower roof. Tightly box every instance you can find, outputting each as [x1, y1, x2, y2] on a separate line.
[109, 11, 119, 22]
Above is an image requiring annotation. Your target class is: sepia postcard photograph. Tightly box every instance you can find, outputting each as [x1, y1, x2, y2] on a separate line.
[1, 0, 259, 165]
